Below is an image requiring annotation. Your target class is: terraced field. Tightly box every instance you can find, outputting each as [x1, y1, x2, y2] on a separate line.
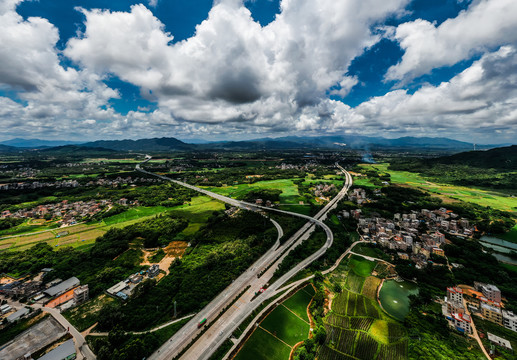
[321, 256, 408, 360]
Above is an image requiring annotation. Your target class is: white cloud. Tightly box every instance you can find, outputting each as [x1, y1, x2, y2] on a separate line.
[327, 46, 517, 140]
[65, 0, 408, 128]
[386, 0, 517, 83]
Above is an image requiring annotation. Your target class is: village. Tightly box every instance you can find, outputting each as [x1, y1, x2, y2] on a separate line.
[0, 197, 138, 226]
[0, 175, 163, 192]
[343, 187, 475, 269]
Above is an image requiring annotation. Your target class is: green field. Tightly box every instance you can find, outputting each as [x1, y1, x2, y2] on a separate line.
[235, 285, 314, 360]
[360, 163, 517, 213]
[0, 196, 224, 251]
[204, 179, 303, 204]
[234, 327, 292, 360]
[349, 255, 377, 277]
[168, 196, 225, 237]
[320, 262, 408, 360]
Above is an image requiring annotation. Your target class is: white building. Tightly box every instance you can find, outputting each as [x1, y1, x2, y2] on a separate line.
[503, 310, 517, 332]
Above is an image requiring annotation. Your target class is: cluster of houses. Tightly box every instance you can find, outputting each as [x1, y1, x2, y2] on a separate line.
[443, 284, 516, 348]
[342, 201, 475, 268]
[275, 163, 316, 171]
[1, 198, 138, 225]
[314, 183, 337, 198]
[107, 264, 160, 301]
[0, 175, 162, 191]
[0, 166, 40, 179]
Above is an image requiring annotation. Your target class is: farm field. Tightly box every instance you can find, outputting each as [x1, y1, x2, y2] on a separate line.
[360, 163, 517, 213]
[321, 255, 408, 360]
[235, 285, 314, 360]
[203, 179, 303, 204]
[0, 196, 223, 251]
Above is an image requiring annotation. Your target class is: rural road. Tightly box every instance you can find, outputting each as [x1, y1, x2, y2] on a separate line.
[41, 307, 97, 360]
[137, 158, 352, 360]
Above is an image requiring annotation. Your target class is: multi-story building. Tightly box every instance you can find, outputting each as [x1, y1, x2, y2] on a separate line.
[447, 287, 464, 304]
[502, 310, 517, 332]
[481, 303, 503, 324]
[480, 284, 502, 304]
[73, 285, 89, 305]
[451, 312, 472, 334]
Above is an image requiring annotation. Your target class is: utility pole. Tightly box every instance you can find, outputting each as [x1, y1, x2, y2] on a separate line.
[174, 301, 177, 318]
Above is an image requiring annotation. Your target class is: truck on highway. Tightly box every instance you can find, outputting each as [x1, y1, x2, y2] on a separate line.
[198, 318, 207, 328]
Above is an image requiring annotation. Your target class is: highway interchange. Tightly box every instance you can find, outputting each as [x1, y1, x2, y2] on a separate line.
[137, 157, 353, 360]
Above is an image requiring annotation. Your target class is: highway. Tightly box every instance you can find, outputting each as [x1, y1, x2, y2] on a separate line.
[138, 158, 352, 360]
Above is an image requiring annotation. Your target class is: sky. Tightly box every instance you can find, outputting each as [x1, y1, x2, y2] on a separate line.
[1, 0, 517, 143]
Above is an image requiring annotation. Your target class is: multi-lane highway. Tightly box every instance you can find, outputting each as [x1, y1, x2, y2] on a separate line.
[137, 158, 352, 360]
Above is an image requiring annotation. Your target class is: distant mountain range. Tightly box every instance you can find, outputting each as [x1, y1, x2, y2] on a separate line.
[0, 138, 83, 148]
[0, 135, 510, 153]
[204, 135, 493, 151]
[82, 137, 194, 152]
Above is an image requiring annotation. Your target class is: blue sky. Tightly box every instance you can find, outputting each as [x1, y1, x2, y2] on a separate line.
[1, 0, 517, 143]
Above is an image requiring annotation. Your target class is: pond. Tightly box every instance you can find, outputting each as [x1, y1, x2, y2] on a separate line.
[379, 280, 418, 321]
[480, 236, 517, 265]
[480, 236, 517, 252]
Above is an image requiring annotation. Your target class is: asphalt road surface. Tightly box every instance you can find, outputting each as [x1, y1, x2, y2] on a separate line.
[138, 158, 352, 360]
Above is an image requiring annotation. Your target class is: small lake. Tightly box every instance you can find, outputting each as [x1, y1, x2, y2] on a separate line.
[479, 236, 517, 265]
[379, 280, 419, 321]
[480, 236, 517, 251]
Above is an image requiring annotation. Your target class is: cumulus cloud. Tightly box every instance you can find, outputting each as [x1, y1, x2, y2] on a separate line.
[386, 0, 517, 83]
[328, 46, 517, 140]
[2, 0, 516, 142]
[65, 0, 408, 127]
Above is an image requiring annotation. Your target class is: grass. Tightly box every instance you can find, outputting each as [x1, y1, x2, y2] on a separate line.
[361, 163, 517, 213]
[102, 206, 170, 225]
[282, 285, 314, 322]
[500, 262, 517, 274]
[168, 196, 225, 237]
[260, 305, 310, 346]
[0, 196, 224, 252]
[64, 295, 117, 331]
[497, 224, 517, 244]
[236, 286, 314, 360]
[349, 255, 376, 277]
[234, 327, 292, 360]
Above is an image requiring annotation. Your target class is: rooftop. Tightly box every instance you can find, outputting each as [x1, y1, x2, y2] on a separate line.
[44, 277, 80, 297]
[38, 339, 76, 360]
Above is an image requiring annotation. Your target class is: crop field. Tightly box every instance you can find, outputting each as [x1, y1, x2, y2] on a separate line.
[0, 196, 224, 252]
[345, 272, 365, 293]
[260, 305, 310, 346]
[321, 261, 408, 360]
[235, 285, 314, 360]
[362, 276, 382, 299]
[234, 327, 291, 360]
[360, 163, 517, 212]
[281, 285, 314, 321]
